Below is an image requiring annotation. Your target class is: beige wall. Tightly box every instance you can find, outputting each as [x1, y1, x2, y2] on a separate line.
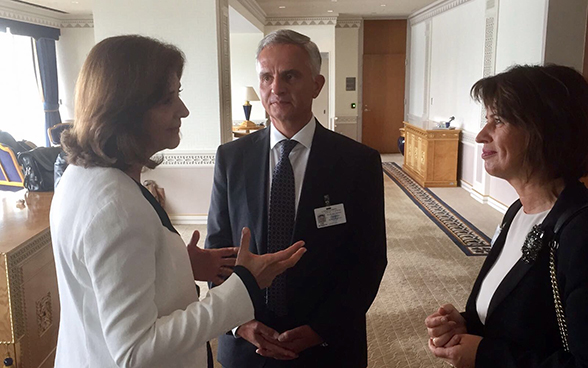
[334, 26, 360, 140]
[230, 32, 265, 123]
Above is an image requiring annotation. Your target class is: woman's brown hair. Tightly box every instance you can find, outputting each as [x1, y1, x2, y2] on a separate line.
[471, 64, 588, 182]
[62, 35, 185, 170]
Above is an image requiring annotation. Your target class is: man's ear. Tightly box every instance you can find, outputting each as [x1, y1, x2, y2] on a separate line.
[313, 75, 326, 98]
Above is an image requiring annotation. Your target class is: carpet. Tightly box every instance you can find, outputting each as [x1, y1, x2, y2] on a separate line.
[382, 162, 491, 256]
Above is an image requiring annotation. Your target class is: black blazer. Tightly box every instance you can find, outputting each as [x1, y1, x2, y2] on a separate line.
[205, 121, 387, 368]
[464, 181, 588, 367]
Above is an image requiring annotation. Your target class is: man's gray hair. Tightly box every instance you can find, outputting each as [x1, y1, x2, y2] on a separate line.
[256, 29, 322, 77]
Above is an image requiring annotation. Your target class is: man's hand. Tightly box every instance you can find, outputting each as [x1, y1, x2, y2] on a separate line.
[186, 230, 238, 284]
[428, 334, 482, 368]
[425, 304, 467, 347]
[277, 325, 323, 354]
[236, 320, 298, 360]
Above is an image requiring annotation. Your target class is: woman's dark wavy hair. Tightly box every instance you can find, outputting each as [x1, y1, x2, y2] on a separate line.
[62, 35, 185, 170]
[471, 64, 588, 182]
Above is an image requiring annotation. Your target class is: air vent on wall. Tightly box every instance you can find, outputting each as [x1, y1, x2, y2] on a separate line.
[9, 0, 69, 14]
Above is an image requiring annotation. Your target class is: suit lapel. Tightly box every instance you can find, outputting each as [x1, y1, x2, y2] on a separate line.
[292, 122, 338, 242]
[244, 128, 270, 254]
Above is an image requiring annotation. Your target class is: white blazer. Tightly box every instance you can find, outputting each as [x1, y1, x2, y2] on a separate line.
[50, 165, 254, 368]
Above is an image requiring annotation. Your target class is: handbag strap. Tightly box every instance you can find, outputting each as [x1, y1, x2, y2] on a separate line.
[548, 203, 588, 353]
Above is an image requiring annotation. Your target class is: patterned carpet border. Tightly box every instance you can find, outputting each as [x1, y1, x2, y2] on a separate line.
[383, 162, 491, 256]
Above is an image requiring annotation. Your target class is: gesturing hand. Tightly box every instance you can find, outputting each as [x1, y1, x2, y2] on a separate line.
[237, 320, 298, 360]
[186, 230, 238, 284]
[236, 228, 306, 289]
[277, 325, 323, 354]
[425, 304, 467, 347]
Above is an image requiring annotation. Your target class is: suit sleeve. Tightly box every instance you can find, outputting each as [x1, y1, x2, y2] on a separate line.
[205, 146, 234, 251]
[308, 149, 387, 346]
[83, 200, 255, 368]
[475, 213, 588, 368]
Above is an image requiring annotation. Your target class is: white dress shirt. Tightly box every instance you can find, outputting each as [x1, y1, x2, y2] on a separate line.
[476, 208, 550, 324]
[269, 116, 316, 215]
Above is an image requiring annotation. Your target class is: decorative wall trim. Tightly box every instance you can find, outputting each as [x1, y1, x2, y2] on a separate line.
[170, 215, 208, 225]
[460, 130, 477, 145]
[159, 152, 216, 167]
[60, 18, 93, 28]
[0, 7, 61, 28]
[460, 180, 508, 214]
[218, 0, 234, 144]
[409, 0, 474, 25]
[36, 292, 52, 337]
[234, 0, 266, 26]
[266, 17, 337, 27]
[336, 19, 361, 28]
[334, 116, 358, 124]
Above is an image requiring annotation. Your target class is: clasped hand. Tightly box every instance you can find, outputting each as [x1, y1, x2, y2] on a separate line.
[425, 304, 480, 368]
[237, 321, 323, 360]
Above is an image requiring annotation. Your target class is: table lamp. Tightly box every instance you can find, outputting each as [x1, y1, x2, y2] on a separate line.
[237, 86, 261, 130]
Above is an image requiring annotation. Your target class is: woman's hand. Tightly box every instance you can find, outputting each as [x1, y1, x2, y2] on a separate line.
[428, 333, 482, 368]
[236, 227, 306, 289]
[186, 230, 238, 284]
[425, 304, 468, 347]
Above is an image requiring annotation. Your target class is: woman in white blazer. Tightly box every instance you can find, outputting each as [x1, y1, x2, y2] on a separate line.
[50, 35, 305, 368]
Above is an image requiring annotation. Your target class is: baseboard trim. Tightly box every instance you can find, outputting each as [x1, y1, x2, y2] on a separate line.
[460, 180, 507, 214]
[170, 215, 208, 225]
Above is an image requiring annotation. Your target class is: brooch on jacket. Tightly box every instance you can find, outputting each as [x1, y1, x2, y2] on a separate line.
[521, 224, 545, 263]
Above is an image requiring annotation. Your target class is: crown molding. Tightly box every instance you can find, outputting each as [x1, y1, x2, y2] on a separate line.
[266, 17, 337, 27]
[233, 0, 266, 25]
[60, 18, 93, 28]
[158, 151, 217, 167]
[336, 18, 361, 28]
[409, 0, 473, 25]
[460, 130, 477, 145]
[0, 0, 93, 29]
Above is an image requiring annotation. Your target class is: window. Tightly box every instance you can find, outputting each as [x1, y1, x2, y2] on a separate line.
[0, 29, 46, 146]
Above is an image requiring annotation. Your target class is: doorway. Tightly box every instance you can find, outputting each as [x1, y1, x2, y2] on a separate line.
[362, 20, 406, 153]
[312, 52, 329, 127]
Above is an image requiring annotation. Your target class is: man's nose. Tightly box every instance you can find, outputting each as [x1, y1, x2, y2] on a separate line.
[271, 77, 286, 95]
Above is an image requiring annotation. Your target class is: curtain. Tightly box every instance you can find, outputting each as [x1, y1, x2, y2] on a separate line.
[34, 38, 62, 146]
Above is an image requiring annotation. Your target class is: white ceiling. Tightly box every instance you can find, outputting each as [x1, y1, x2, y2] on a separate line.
[258, 0, 439, 18]
[13, 0, 439, 18]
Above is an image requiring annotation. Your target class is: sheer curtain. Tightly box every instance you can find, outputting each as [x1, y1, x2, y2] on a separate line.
[0, 29, 46, 146]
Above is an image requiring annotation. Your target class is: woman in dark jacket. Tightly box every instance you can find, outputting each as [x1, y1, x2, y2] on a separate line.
[425, 64, 588, 368]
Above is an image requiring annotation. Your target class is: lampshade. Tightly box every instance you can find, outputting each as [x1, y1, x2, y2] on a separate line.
[243, 86, 260, 102]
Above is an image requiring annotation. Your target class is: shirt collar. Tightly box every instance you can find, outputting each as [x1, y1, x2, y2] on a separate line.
[270, 116, 316, 151]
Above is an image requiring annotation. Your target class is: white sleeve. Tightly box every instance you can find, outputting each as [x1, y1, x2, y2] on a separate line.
[83, 201, 254, 368]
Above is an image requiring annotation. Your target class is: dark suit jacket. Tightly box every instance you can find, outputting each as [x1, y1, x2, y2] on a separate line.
[463, 181, 588, 368]
[205, 121, 387, 368]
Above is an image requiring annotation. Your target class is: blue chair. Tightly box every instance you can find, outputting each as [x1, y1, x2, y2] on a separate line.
[0, 143, 25, 191]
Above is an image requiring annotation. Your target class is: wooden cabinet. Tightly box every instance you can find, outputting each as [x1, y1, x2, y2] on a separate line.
[403, 122, 461, 187]
[0, 191, 58, 368]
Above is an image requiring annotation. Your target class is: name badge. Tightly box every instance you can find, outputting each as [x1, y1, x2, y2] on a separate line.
[314, 203, 347, 229]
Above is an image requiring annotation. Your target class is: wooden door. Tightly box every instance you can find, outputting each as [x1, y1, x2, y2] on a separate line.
[362, 20, 407, 153]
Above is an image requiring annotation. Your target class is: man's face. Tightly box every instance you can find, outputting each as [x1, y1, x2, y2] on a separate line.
[257, 44, 325, 127]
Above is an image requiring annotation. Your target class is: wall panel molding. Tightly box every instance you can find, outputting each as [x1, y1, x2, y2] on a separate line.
[266, 17, 337, 26]
[409, 0, 474, 25]
[158, 152, 217, 167]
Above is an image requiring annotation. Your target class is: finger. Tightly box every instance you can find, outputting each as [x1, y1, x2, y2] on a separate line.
[444, 333, 461, 347]
[428, 338, 450, 359]
[425, 315, 448, 328]
[277, 328, 301, 343]
[440, 304, 461, 320]
[256, 323, 280, 341]
[217, 267, 233, 278]
[220, 257, 237, 267]
[424, 312, 442, 326]
[430, 321, 457, 338]
[257, 338, 298, 358]
[236, 228, 252, 263]
[270, 241, 305, 260]
[275, 246, 307, 271]
[256, 348, 297, 360]
[187, 230, 201, 249]
[214, 247, 239, 258]
[432, 330, 456, 347]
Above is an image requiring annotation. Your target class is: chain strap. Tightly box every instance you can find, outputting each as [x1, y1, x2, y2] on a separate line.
[548, 240, 570, 352]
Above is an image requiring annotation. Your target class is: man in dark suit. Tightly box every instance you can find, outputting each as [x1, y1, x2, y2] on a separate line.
[205, 29, 387, 368]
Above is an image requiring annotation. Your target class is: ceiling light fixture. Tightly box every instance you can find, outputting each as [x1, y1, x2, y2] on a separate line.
[327, 10, 333, 13]
[279, 5, 286, 9]
[381, 4, 386, 6]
